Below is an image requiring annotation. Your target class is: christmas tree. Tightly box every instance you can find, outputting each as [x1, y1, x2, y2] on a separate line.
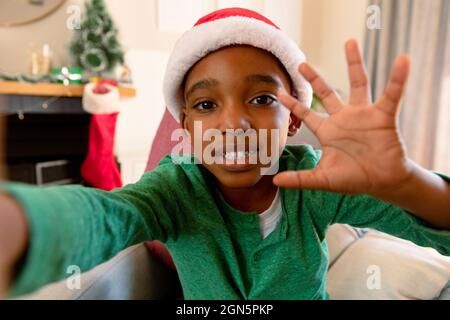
[69, 0, 124, 75]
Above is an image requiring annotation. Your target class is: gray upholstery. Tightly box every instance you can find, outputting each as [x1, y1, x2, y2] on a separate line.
[18, 244, 181, 300]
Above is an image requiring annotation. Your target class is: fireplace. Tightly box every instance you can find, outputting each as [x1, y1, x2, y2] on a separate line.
[2, 94, 90, 185]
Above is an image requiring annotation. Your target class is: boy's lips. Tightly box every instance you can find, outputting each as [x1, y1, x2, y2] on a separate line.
[219, 157, 256, 171]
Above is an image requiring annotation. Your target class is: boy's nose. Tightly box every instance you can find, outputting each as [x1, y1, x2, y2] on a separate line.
[218, 104, 251, 132]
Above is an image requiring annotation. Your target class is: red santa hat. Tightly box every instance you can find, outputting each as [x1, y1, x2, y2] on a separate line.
[163, 7, 313, 123]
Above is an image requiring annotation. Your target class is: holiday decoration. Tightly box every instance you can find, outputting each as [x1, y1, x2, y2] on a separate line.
[81, 79, 123, 191]
[51, 67, 83, 85]
[28, 43, 52, 76]
[69, 0, 124, 76]
[114, 64, 132, 83]
[0, 69, 51, 83]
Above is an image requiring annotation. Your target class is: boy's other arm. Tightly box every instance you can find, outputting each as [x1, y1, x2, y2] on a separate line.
[369, 161, 450, 229]
[0, 193, 28, 298]
[274, 39, 450, 229]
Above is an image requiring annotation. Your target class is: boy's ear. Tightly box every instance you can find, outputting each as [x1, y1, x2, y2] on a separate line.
[287, 90, 301, 136]
[180, 107, 188, 130]
[288, 114, 302, 137]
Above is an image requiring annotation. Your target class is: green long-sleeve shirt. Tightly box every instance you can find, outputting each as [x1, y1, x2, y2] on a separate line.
[3, 145, 450, 299]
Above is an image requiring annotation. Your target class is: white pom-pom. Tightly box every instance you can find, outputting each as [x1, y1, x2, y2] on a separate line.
[82, 83, 121, 114]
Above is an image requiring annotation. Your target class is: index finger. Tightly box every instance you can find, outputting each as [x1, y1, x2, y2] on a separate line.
[278, 91, 325, 135]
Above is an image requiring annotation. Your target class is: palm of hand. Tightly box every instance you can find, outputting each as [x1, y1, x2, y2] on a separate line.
[311, 105, 410, 194]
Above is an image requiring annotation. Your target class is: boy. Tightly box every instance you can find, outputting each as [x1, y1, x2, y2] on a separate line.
[0, 8, 449, 299]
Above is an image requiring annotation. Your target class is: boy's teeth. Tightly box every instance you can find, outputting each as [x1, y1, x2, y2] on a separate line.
[223, 150, 256, 160]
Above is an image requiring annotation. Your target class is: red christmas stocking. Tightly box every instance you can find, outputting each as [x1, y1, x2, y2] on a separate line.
[81, 81, 123, 191]
[81, 113, 122, 190]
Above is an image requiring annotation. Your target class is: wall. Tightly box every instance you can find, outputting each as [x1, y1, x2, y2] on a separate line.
[301, 0, 368, 96]
[0, 0, 82, 74]
[0, 0, 305, 73]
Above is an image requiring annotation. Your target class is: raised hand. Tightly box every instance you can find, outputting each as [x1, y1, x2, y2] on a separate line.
[273, 39, 413, 196]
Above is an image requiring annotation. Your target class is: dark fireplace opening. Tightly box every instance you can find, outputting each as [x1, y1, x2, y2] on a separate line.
[4, 113, 90, 185]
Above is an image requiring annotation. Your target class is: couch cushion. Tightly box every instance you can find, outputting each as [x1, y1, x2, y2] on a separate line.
[327, 229, 450, 300]
[326, 224, 361, 267]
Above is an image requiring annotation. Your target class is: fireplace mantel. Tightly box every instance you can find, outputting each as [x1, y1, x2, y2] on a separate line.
[0, 80, 136, 98]
[1, 80, 136, 115]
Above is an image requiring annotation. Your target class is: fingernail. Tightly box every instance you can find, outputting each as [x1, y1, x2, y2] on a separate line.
[299, 63, 308, 73]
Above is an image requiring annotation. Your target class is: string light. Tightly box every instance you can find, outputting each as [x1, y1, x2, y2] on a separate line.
[12, 80, 74, 119]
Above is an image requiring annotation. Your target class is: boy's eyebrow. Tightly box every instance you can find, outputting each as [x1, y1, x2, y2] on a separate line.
[245, 74, 282, 87]
[185, 74, 282, 99]
[185, 78, 219, 99]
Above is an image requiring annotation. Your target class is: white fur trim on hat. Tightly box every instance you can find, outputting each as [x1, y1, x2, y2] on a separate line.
[82, 83, 121, 114]
[163, 16, 313, 123]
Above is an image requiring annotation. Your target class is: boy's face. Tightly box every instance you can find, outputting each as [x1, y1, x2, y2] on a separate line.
[181, 45, 300, 188]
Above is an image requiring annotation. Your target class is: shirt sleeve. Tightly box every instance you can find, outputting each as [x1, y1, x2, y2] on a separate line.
[1, 159, 184, 297]
[331, 173, 450, 257]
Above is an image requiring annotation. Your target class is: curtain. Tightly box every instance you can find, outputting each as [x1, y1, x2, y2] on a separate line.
[364, 0, 450, 172]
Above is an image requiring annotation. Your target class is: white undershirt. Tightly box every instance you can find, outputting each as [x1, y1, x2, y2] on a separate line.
[259, 188, 282, 239]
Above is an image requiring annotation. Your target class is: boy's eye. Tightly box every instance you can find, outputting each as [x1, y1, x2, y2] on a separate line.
[250, 95, 276, 106]
[193, 101, 216, 111]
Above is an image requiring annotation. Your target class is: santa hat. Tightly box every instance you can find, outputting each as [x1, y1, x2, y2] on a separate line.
[163, 7, 313, 123]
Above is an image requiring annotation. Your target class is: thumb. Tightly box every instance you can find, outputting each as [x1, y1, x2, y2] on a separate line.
[273, 170, 328, 190]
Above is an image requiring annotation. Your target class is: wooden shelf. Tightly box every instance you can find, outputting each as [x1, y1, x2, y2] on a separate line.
[0, 81, 136, 98]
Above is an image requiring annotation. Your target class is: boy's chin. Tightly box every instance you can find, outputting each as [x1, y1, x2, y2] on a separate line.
[209, 165, 268, 189]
